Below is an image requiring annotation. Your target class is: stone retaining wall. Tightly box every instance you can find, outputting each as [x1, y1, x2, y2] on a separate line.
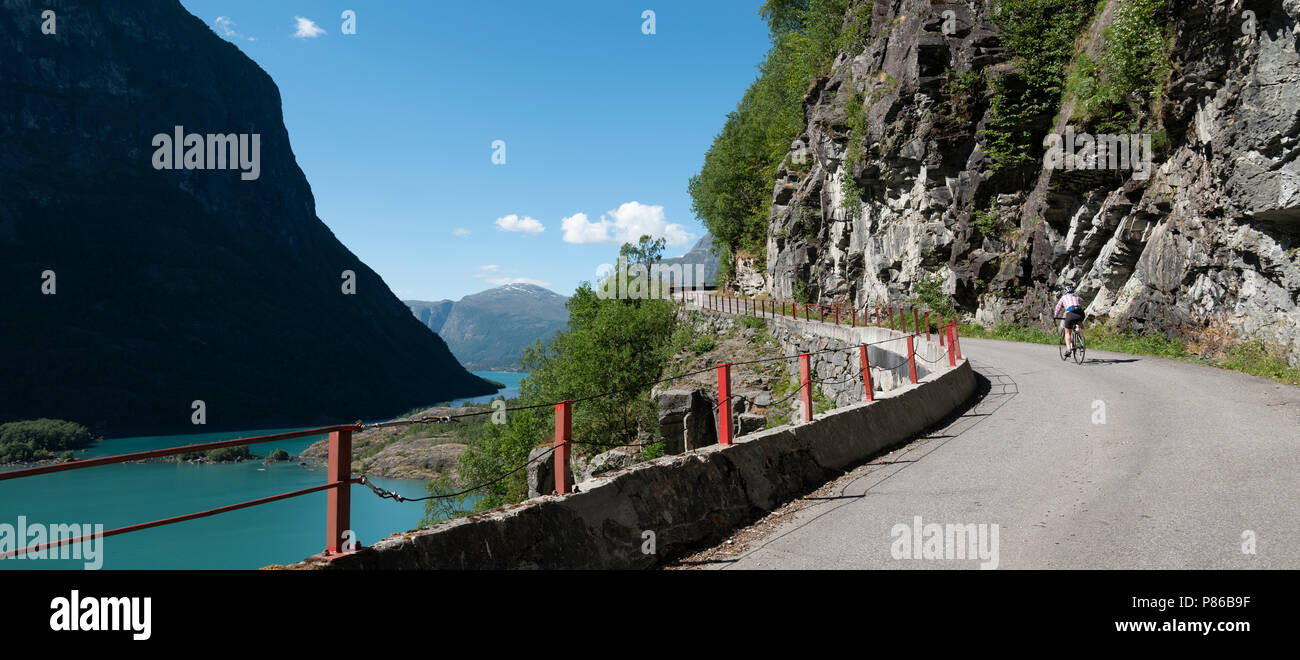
[288, 321, 974, 570]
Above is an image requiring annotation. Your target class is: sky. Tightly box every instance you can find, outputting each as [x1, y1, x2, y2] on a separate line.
[176, 0, 772, 301]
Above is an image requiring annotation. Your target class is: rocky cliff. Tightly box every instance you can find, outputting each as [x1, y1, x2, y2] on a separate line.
[753, 0, 1300, 365]
[0, 0, 496, 435]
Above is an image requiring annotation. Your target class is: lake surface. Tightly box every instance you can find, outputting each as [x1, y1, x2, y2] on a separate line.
[0, 371, 524, 570]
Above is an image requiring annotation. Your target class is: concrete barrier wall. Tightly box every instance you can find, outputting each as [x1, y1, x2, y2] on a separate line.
[290, 346, 976, 570]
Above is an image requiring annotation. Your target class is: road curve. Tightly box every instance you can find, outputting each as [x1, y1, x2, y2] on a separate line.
[718, 337, 1300, 569]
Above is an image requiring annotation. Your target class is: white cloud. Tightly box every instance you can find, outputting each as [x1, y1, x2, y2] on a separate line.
[560, 202, 693, 246]
[292, 16, 326, 38]
[495, 214, 545, 234]
[452, 228, 471, 236]
[479, 264, 500, 272]
[214, 16, 254, 41]
[560, 212, 608, 244]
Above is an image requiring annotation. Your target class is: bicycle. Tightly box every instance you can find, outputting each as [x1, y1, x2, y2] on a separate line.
[1054, 316, 1086, 364]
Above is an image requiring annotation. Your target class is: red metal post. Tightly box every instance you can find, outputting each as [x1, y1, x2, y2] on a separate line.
[850, 307, 856, 327]
[325, 427, 352, 554]
[925, 312, 931, 341]
[889, 308, 896, 331]
[907, 335, 918, 384]
[947, 321, 957, 366]
[554, 401, 573, 494]
[717, 363, 732, 446]
[954, 322, 963, 361]
[799, 353, 813, 422]
[860, 344, 874, 402]
[792, 301, 798, 320]
[939, 315, 945, 346]
[913, 309, 920, 335]
[804, 304, 809, 322]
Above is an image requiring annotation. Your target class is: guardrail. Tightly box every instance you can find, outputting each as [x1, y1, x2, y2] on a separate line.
[0, 424, 361, 560]
[0, 289, 963, 566]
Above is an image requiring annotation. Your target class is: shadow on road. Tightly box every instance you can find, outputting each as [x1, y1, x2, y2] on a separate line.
[665, 365, 1022, 569]
[1081, 357, 1141, 366]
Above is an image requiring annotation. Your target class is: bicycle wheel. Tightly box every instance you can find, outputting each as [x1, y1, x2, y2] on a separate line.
[1073, 331, 1086, 364]
[1058, 328, 1068, 361]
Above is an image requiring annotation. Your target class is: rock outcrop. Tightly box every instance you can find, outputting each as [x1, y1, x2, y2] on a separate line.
[653, 389, 719, 453]
[756, 0, 1300, 365]
[0, 0, 497, 435]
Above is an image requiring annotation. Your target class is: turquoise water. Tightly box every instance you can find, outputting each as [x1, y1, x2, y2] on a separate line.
[447, 370, 525, 405]
[0, 371, 523, 570]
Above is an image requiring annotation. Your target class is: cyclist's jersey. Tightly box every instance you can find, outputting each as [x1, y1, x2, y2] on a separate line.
[1054, 293, 1083, 318]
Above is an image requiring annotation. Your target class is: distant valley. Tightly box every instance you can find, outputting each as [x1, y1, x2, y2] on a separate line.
[407, 283, 570, 371]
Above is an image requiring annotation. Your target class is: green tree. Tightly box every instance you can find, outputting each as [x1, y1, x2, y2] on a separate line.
[690, 0, 856, 272]
[0, 419, 94, 463]
[436, 240, 680, 514]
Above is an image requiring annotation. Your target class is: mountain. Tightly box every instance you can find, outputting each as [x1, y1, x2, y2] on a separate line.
[406, 284, 570, 370]
[406, 300, 455, 332]
[657, 234, 722, 289]
[723, 0, 1300, 366]
[0, 0, 497, 436]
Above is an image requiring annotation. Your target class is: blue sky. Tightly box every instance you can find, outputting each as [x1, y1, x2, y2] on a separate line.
[177, 1, 771, 301]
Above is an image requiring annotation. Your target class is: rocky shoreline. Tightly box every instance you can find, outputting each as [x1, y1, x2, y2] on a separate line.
[298, 406, 478, 481]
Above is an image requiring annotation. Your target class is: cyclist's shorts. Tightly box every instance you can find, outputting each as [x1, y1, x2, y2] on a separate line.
[1064, 310, 1083, 330]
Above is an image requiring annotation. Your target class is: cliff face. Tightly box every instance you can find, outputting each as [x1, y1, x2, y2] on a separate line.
[0, 0, 495, 435]
[757, 0, 1300, 364]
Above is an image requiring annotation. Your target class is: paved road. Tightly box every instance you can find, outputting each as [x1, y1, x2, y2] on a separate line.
[719, 338, 1300, 569]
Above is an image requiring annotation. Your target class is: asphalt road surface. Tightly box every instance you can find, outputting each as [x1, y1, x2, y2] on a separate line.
[718, 337, 1300, 569]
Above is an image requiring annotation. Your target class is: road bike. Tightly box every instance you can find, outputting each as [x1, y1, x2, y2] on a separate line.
[1054, 316, 1086, 364]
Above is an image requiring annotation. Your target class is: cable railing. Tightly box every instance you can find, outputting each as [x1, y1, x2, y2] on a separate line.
[0, 289, 963, 564]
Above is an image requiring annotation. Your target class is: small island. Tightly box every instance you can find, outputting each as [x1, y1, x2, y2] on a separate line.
[0, 419, 97, 465]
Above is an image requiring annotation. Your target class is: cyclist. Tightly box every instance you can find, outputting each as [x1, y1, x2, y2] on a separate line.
[1054, 284, 1084, 358]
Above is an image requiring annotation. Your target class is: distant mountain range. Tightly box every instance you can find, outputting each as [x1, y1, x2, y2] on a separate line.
[406, 284, 570, 371]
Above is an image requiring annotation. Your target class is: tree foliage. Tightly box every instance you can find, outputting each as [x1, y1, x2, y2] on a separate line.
[690, 0, 858, 270]
[0, 419, 93, 463]
[430, 239, 681, 514]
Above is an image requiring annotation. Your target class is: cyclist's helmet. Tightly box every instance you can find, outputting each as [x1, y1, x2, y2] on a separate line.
[1063, 284, 1076, 293]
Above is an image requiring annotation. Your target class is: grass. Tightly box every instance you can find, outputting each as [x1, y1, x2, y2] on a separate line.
[958, 322, 1300, 385]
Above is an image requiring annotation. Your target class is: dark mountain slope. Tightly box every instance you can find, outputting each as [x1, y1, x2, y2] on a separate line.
[0, 0, 495, 436]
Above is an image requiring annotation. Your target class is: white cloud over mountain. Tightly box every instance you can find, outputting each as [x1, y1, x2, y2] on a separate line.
[560, 202, 692, 246]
